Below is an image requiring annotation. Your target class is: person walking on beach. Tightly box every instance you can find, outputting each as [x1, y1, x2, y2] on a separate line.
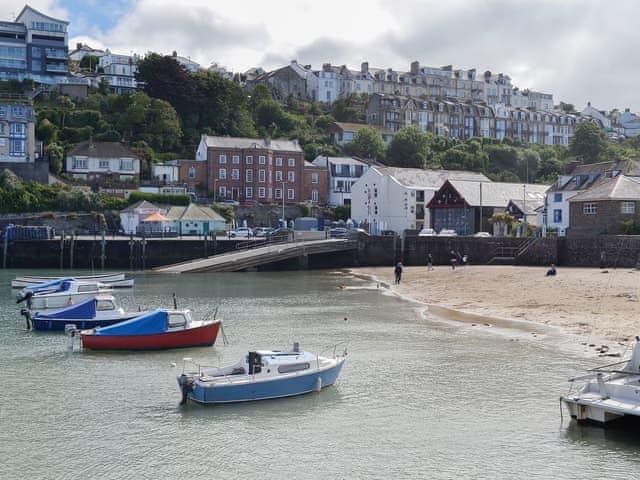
[427, 253, 434, 271]
[449, 250, 457, 270]
[461, 253, 469, 269]
[394, 262, 403, 284]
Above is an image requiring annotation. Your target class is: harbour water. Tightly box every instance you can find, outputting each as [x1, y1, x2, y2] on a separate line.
[1, 269, 639, 479]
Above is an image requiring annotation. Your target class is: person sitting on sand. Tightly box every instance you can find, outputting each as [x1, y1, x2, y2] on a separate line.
[546, 264, 557, 276]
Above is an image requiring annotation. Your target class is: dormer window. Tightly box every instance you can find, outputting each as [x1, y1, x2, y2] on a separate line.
[605, 169, 621, 178]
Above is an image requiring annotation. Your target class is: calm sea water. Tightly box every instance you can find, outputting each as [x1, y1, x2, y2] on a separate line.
[1, 269, 639, 480]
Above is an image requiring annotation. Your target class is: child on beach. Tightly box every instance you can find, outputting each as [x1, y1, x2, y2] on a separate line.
[427, 253, 434, 271]
[546, 264, 557, 276]
[394, 262, 403, 284]
[449, 250, 457, 270]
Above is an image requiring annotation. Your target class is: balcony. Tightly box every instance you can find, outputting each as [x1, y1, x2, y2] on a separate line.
[45, 49, 66, 59]
[45, 63, 68, 73]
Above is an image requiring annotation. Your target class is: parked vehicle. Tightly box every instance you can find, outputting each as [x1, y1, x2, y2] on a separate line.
[380, 230, 397, 236]
[418, 228, 436, 237]
[266, 227, 292, 238]
[329, 227, 348, 238]
[473, 231, 492, 238]
[218, 200, 239, 206]
[437, 229, 458, 237]
[229, 227, 252, 237]
[253, 227, 273, 237]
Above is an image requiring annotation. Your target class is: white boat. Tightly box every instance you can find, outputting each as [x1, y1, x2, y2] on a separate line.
[12, 273, 126, 289]
[177, 342, 346, 405]
[561, 336, 640, 424]
[16, 278, 113, 310]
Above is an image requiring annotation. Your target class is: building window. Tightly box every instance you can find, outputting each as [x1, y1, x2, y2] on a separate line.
[246, 187, 253, 198]
[275, 157, 283, 166]
[258, 187, 266, 198]
[553, 209, 562, 223]
[9, 123, 25, 136]
[72, 158, 87, 169]
[259, 155, 266, 165]
[288, 158, 295, 167]
[232, 155, 240, 164]
[583, 203, 597, 215]
[275, 170, 282, 182]
[218, 168, 226, 180]
[275, 188, 282, 200]
[218, 154, 226, 164]
[246, 169, 253, 182]
[246, 155, 253, 164]
[9, 139, 25, 156]
[99, 160, 110, 169]
[554, 193, 562, 202]
[188, 166, 196, 179]
[11, 106, 25, 117]
[120, 159, 134, 171]
[287, 189, 295, 200]
[231, 169, 239, 180]
[621, 201, 635, 214]
[312, 172, 319, 184]
[312, 189, 318, 202]
[219, 185, 227, 197]
[258, 169, 266, 183]
[288, 171, 295, 182]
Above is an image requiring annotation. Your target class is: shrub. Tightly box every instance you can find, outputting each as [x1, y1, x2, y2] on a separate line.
[40, 211, 55, 218]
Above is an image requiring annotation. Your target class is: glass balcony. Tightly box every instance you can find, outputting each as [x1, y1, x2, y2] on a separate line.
[45, 63, 68, 73]
[45, 49, 66, 59]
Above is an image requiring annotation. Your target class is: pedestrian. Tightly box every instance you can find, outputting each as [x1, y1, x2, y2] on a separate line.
[546, 264, 557, 276]
[427, 253, 434, 271]
[449, 250, 457, 270]
[394, 262, 403, 284]
[461, 253, 469, 268]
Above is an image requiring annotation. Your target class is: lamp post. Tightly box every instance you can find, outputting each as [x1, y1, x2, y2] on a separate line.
[213, 178, 218, 203]
[281, 181, 285, 228]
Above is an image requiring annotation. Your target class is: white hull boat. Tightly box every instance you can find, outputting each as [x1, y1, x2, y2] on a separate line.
[12, 273, 126, 288]
[16, 279, 113, 310]
[561, 336, 640, 425]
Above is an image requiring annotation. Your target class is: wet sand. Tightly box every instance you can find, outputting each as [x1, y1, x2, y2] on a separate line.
[353, 265, 640, 344]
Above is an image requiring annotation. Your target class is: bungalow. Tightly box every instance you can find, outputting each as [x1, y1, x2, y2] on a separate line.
[568, 175, 640, 237]
[166, 203, 226, 236]
[427, 180, 548, 235]
[120, 200, 163, 234]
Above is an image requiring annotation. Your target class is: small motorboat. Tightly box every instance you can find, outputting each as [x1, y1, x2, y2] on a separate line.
[79, 309, 221, 351]
[177, 342, 347, 405]
[561, 336, 640, 424]
[20, 295, 145, 331]
[12, 274, 133, 289]
[16, 279, 113, 310]
[11, 273, 126, 288]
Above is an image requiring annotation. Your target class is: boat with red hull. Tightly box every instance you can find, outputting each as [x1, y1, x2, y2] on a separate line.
[79, 309, 221, 351]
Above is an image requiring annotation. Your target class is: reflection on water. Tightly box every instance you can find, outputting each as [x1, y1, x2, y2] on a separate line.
[1, 269, 640, 479]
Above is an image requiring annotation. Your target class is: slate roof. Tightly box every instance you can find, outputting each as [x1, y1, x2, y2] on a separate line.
[67, 141, 138, 158]
[446, 180, 548, 208]
[548, 160, 640, 192]
[166, 204, 225, 222]
[508, 197, 545, 215]
[202, 135, 302, 152]
[120, 200, 158, 213]
[568, 175, 640, 202]
[377, 167, 489, 189]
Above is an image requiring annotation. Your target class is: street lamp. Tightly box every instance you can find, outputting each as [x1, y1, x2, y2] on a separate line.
[213, 178, 218, 203]
[281, 181, 285, 228]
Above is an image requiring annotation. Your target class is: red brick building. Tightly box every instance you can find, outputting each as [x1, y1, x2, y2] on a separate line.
[303, 161, 329, 205]
[182, 135, 327, 205]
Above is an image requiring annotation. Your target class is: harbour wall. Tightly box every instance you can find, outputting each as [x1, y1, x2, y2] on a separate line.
[2, 235, 640, 270]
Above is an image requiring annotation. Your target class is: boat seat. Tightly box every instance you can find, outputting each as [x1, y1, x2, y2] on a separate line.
[231, 367, 246, 375]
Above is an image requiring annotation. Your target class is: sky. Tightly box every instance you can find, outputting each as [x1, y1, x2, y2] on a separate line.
[2, 0, 639, 113]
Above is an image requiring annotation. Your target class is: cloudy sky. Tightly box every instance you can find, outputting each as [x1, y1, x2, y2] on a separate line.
[3, 0, 638, 112]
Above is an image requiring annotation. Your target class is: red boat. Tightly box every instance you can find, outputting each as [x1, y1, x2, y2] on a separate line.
[80, 309, 221, 351]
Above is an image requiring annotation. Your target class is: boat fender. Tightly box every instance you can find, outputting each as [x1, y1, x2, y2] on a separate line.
[20, 308, 32, 330]
[315, 377, 322, 392]
[178, 374, 195, 406]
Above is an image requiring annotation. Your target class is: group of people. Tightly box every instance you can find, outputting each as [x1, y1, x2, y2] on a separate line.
[393, 251, 470, 284]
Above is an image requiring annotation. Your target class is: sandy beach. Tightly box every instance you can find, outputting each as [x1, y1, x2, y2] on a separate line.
[354, 265, 640, 343]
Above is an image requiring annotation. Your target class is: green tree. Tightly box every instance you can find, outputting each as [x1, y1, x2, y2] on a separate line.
[79, 55, 100, 72]
[45, 143, 64, 174]
[569, 121, 609, 164]
[344, 126, 385, 160]
[386, 126, 434, 168]
[36, 118, 58, 145]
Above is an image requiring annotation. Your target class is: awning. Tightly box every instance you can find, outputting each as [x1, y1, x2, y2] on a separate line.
[142, 211, 170, 222]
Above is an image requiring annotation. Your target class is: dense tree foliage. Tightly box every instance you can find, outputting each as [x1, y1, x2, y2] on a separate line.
[569, 121, 610, 164]
[344, 126, 386, 160]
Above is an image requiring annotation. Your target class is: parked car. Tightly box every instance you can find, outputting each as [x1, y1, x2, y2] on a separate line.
[473, 231, 492, 238]
[229, 227, 252, 237]
[253, 227, 273, 237]
[380, 230, 397, 236]
[219, 200, 239, 206]
[329, 227, 348, 238]
[438, 229, 458, 237]
[418, 228, 436, 237]
[266, 227, 292, 238]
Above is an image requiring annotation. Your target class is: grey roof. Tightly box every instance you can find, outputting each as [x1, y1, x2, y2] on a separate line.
[202, 135, 302, 152]
[548, 160, 640, 192]
[377, 167, 489, 189]
[67, 141, 138, 158]
[568, 175, 640, 202]
[448, 180, 548, 207]
[120, 200, 158, 213]
[313, 156, 368, 168]
[508, 197, 545, 215]
[166, 204, 225, 222]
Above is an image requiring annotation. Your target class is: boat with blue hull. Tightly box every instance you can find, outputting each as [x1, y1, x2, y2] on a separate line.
[21, 296, 144, 331]
[177, 343, 346, 405]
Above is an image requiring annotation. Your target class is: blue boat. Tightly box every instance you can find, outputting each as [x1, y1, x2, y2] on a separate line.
[177, 343, 347, 405]
[21, 296, 144, 331]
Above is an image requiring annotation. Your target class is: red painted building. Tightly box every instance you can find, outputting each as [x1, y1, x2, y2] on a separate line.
[182, 135, 327, 205]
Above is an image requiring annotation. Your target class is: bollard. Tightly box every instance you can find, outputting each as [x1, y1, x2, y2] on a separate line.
[100, 230, 106, 270]
[69, 233, 75, 269]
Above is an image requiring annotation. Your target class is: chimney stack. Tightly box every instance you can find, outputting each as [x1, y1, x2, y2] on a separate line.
[410, 61, 419, 75]
[361, 61, 369, 74]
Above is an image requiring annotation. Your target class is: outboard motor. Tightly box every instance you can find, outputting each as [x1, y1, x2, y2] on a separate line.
[178, 374, 195, 405]
[20, 308, 32, 330]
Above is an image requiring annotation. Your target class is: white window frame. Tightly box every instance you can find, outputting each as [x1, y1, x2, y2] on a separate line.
[258, 187, 266, 198]
[259, 155, 266, 165]
[583, 203, 597, 215]
[621, 201, 635, 214]
[232, 155, 240, 164]
[312, 189, 318, 202]
[219, 154, 227, 164]
[99, 159, 110, 169]
[275, 170, 283, 182]
[258, 169, 266, 183]
[219, 185, 227, 197]
[288, 171, 295, 183]
[287, 189, 295, 200]
[275, 157, 283, 166]
[312, 172, 319, 184]
[246, 187, 253, 198]
[231, 169, 240, 180]
[246, 155, 253, 164]
[218, 168, 226, 180]
[188, 166, 196, 179]
[288, 158, 295, 167]
[275, 188, 282, 200]
[246, 169, 253, 182]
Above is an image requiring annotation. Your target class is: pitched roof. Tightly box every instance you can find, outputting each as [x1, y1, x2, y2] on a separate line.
[508, 197, 545, 215]
[376, 166, 490, 189]
[142, 211, 170, 222]
[120, 200, 158, 213]
[165, 204, 225, 222]
[67, 141, 138, 158]
[568, 175, 640, 202]
[549, 160, 640, 192]
[446, 180, 548, 207]
[202, 135, 302, 152]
